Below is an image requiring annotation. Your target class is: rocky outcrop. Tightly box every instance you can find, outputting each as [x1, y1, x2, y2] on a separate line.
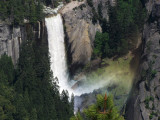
[125, 1, 160, 120]
[0, 19, 46, 66]
[92, 0, 109, 20]
[43, 2, 63, 16]
[0, 22, 23, 65]
[62, 1, 104, 74]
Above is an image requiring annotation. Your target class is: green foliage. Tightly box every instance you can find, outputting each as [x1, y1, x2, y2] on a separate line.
[109, 0, 146, 52]
[14, 25, 74, 120]
[70, 94, 124, 120]
[149, 114, 153, 119]
[151, 70, 157, 78]
[0, 24, 74, 120]
[0, 0, 44, 25]
[117, 39, 128, 55]
[93, 32, 111, 58]
[93, 0, 146, 58]
[116, 0, 134, 33]
[0, 55, 16, 120]
[145, 96, 154, 109]
[70, 112, 83, 120]
[149, 112, 158, 120]
[83, 94, 124, 120]
[0, 55, 14, 84]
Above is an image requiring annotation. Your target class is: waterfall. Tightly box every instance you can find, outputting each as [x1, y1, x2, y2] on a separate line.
[45, 14, 124, 97]
[45, 13, 133, 113]
[45, 14, 72, 94]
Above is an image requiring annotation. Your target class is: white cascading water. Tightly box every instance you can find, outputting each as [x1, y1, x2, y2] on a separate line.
[45, 14, 111, 96]
[45, 14, 73, 95]
[45, 13, 133, 96]
[45, 12, 133, 112]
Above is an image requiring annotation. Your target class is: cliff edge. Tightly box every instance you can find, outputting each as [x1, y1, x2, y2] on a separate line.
[125, 1, 160, 120]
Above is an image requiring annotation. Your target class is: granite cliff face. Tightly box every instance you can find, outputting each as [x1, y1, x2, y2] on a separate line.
[125, 1, 160, 120]
[62, 2, 100, 65]
[0, 22, 23, 65]
[0, 20, 46, 65]
[61, 0, 114, 74]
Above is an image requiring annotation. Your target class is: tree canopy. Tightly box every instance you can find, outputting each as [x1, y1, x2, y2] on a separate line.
[70, 94, 124, 120]
[0, 24, 74, 120]
[93, 0, 146, 58]
[0, 0, 44, 25]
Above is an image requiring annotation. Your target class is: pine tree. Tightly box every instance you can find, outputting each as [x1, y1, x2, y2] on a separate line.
[71, 93, 74, 113]
[70, 112, 83, 120]
[36, 0, 44, 21]
[0, 54, 14, 84]
[83, 94, 124, 120]
[30, 0, 37, 23]
[30, 108, 37, 120]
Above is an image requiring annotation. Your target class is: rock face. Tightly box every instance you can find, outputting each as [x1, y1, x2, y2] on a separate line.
[0, 20, 46, 66]
[125, 1, 160, 120]
[92, 0, 109, 20]
[43, 2, 63, 15]
[62, 1, 108, 74]
[0, 22, 23, 65]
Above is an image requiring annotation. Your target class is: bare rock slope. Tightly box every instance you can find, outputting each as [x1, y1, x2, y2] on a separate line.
[61, 0, 105, 73]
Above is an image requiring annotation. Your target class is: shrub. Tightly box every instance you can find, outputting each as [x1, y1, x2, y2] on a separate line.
[151, 70, 157, 78]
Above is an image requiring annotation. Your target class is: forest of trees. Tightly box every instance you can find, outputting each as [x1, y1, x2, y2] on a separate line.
[0, 0, 45, 25]
[0, 0, 71, 25]
[70, 94, 124, 120]
[0, 25, 74, 120]
[92, 0, 146, 58]
[0, 0, 147, 119]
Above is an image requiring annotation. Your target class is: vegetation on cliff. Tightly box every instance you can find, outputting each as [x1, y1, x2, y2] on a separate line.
[0, 0, 45, 25]
[0, 0, 75, 25]
[0, 25, 74, 120]
[93, 32, 110, 58]
[92, 0, 146, 58]
[70, 94, 124, 120]
[0, 0, 147, 119]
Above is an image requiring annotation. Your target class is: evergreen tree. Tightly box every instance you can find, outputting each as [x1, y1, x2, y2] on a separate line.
[93, 32, 111, 58]
[70, 112, 83, 120]
[60, 90, 74, 120]
[0, 55, 14, 84]
[0, 1, 8, 20]
[30, 0, 37, 23]
[92, 0, 147, 58]
[0, 55, 16, 120]
[83, 94, 124, 120]
[0, 0, 44, 24]
[70, 94, 124, 120]
[36, 0, 44, 21]
[13, 24, 74, 120]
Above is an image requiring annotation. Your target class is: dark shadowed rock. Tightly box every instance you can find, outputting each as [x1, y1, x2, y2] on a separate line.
[125, 1, 160, 119]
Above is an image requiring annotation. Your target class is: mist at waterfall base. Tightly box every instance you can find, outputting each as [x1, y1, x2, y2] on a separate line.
[45, 14, 109, 96]
[45, 15, 135, 112]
